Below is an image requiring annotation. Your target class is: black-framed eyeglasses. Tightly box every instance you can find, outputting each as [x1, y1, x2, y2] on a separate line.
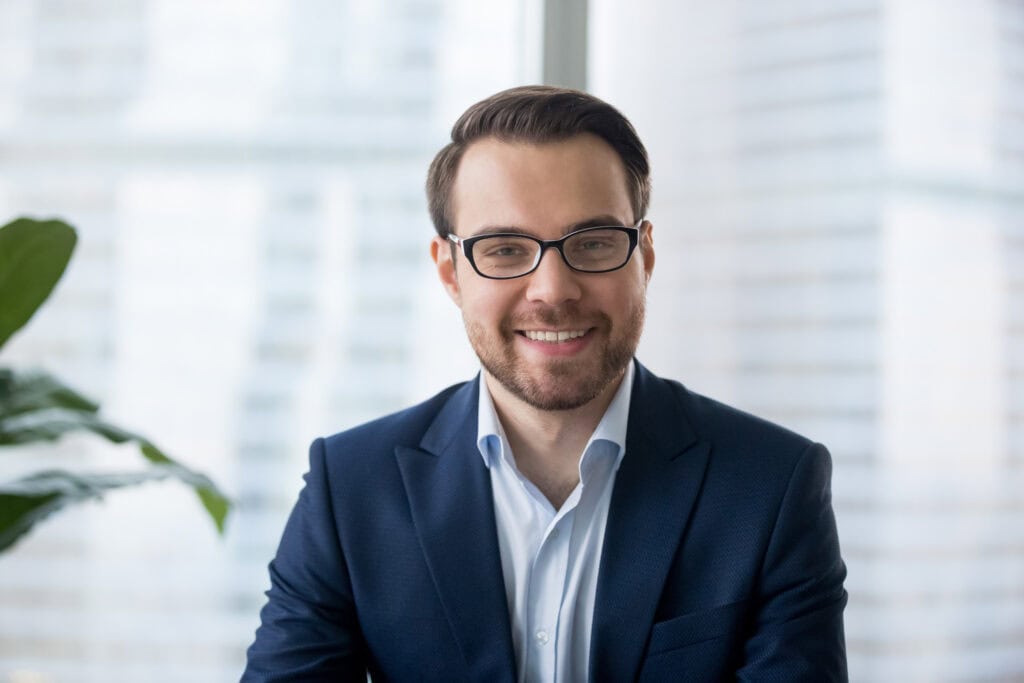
[448, 221, 643, 280]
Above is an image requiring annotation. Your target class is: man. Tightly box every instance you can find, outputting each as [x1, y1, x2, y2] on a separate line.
[244, 86, 848, 682]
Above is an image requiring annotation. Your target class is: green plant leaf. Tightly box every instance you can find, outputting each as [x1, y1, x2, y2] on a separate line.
[0, 367, 100, 417]
[196, 485, 231, 534]
[0, 218, 77, 350]
[0, 218, 231, 553]
[138, 441, 230, 534]
[0, 408, 137, 445]
[0, 407, 232, 536]
[0, 468, 195, 553]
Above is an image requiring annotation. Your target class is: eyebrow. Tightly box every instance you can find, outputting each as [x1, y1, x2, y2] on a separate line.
[468, 215, 629, 238]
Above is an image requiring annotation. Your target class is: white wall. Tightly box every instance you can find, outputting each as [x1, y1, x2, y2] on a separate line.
[590, 0, 1024, 680]
[0, 2, 527, 680]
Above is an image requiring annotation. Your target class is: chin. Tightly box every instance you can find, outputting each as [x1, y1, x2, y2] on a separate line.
[491, 363, 624, 412]
[516, 386, 602, 412]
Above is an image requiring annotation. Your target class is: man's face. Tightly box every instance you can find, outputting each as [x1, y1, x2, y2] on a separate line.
[431, 133, 655, 411]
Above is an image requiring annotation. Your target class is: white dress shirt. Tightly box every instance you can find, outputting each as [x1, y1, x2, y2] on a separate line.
[476, 362, 633, 683]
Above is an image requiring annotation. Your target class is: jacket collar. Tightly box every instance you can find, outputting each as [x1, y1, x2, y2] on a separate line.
[395, 378, 518, 682]
[589, 361, 711, 681]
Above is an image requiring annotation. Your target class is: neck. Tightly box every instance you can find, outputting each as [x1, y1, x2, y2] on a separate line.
[483, 368, 627, 507]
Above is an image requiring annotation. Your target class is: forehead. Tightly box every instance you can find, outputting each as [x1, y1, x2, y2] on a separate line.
[450, 134, 633, 235]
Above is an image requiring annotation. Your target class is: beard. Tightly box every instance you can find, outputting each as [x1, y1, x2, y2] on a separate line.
[464, 300, 645, 411]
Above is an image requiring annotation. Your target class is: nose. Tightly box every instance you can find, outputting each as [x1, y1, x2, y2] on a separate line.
[524, 246, 582, 305]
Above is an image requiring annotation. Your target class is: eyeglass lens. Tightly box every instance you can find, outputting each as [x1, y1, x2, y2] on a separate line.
[471, 228, 631, 278]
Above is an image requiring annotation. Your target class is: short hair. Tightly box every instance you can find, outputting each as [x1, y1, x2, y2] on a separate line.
[426, 85, 650, 238]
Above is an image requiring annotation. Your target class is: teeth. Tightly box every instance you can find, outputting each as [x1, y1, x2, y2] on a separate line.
[525, 330, 586, 342]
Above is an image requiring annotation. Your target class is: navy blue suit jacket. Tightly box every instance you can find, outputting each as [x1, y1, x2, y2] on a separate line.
[243, 361, 848, 681]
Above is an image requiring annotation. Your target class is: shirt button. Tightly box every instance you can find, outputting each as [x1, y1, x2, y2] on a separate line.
[550, 528, 560, 539]
[535, 629, 549, 645]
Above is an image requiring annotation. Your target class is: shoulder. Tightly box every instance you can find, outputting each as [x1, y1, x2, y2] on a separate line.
[637, 363, 815, 452]
[683, 383, 828, 485]
[320, 379, 472, 457]
[675, 381, 813, 453]
[635, 364, 825, 484]
[637, 366, 837, 550]
[301, 379, 476, 506]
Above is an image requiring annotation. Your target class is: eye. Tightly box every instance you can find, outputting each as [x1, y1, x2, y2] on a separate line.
[481, 241, 529, 258]
[569, 237, 616, 255]
[578, 238, 614, 251]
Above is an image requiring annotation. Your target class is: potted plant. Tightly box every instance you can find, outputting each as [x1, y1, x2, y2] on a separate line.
[0, 217, 230, 553]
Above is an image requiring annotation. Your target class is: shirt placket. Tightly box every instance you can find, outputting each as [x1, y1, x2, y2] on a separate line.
[523, 497, 577, 683]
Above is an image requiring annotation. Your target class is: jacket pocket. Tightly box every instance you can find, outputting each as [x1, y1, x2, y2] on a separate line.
[646, 600, 748, 656]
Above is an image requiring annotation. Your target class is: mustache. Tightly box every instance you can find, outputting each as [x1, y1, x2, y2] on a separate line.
[504, 306, 610, 330]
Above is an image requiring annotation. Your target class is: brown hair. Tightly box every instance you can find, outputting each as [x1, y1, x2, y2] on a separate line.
[426, 85, 650, 238]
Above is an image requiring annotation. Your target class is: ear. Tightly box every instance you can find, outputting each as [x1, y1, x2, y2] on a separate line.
[640, 220, 655, 283]
[431, 235, 462, 306]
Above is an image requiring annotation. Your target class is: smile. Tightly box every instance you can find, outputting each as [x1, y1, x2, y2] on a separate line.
[522, 329, 588, 343]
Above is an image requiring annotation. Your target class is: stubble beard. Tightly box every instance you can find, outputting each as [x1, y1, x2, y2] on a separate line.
[465, 301, 645, 411]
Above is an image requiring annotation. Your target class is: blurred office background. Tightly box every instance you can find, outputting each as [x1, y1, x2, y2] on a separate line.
[0, 0, 1021, 680]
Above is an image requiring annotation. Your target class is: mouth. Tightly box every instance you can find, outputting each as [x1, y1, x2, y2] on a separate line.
[519, 329, 589, 343]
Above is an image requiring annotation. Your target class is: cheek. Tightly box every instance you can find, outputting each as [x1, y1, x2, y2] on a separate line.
[599, 273, 646, 307]
[460, 284, 515, 323]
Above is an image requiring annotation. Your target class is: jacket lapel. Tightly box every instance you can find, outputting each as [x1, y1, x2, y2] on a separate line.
[395, 379, 516, 683]
[589, 362, 711, 682]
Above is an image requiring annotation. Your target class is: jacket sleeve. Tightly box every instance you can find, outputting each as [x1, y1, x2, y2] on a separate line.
[242, 437, 367, 682]
[737, 442, 849, 682]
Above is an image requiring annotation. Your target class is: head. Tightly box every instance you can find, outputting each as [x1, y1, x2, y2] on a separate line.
[427, 85, 651, 239]
[428, 86, 655, 412]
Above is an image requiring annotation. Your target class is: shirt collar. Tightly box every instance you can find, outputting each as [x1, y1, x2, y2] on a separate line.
[476, 360, 635, 472]
[477, 374, 509, 468]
